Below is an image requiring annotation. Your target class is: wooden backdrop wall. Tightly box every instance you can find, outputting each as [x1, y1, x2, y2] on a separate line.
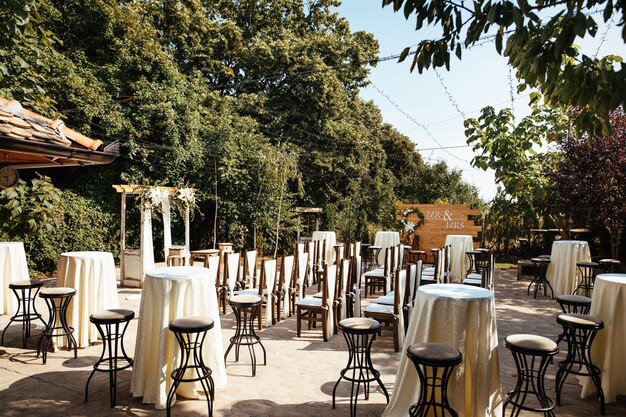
[397, 204, 482, 262]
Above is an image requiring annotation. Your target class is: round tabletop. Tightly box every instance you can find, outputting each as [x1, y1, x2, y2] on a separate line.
[419, 283, 492, 300]
[595, 273, 626, 285]
[146, 266, 209, 280]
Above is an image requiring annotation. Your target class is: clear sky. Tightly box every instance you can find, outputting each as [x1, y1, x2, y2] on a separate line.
[334, 1, 625, 201]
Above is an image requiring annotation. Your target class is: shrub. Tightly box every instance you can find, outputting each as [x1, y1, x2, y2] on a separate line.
[0, 176, 117, 275]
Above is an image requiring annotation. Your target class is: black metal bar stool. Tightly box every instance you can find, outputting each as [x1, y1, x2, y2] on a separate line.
[37, 287, 78, 364]
[503, 334, 559, 417]
[84, 309, 135, 407]
[555, 314, 605, 415]
[573, 261, 599, 297]
[528, 258, 553, 299]
[360, 243, 371, 274]
[224, 294, 266, 376]
[555, 294, 592, 345]
[366, 246, 382, 271]
[598, 258, 620, 273]
[1, 279, 45, 348]
[332, 318, 389, 417]
[465, 250, 483, 276]
[406, 342, 462, 417]
[167, 316, 215, 417]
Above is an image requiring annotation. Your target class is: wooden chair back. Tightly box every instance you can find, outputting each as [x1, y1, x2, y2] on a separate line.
[223, 251, 241, 298]
[277, 255, 295, 320]
[336, 258, 351, 323]
[259, 258, 277, 327]
[305, 241, 315, 287]
[243, 249, 258, 289]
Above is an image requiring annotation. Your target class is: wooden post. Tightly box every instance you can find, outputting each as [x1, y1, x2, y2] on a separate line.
[120, 192, 126, 285]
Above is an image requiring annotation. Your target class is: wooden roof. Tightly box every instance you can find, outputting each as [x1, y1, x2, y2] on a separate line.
[0, 98, 117, 168]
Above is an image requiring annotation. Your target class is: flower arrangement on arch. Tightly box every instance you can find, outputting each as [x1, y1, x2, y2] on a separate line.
[142, 186, 170, 211]
[177, 187, 195, 206]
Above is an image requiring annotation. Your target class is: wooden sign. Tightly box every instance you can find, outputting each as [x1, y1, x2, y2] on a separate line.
[396, 204, 482, 261]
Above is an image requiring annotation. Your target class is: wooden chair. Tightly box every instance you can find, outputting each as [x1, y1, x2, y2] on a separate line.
[363, 268, 406, 352]
[276, 255, 295, 321]
[242, 249, 258, 289]
[363, 246, 394, 298]
[296, 263, 337, 341]
[404, 262, 420, 330]
[222, 251, 241, 314]
[463, 252, 495, 290]
[202, 255, 221, 316]
[305, 241, 315, 287]
[291, 251, 309, 314]
[334, 258, 352, 333]
[312, 239, 326, 287]
[346, 255, 362, 318]
[373, 261, 420, 325]
[422, 247, 448, 285]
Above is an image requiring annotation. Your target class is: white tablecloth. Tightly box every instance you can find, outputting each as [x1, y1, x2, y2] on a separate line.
[383, 284, 501, 417]
[444, 235, 474, 283]
[131, 266, 226, 409]
[546, 240, 591, 296]
[374, 231, 400, 265]
[55, 251, 119, 348]
[312, 231, 337, 265]
[0, 242, 29, 315]
[580, 274, 626, 402]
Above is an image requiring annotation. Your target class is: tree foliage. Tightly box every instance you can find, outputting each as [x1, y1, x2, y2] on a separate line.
[545, 107, 626, 257]
[383, 0, 625, 137]
[1, 0, 482, 264]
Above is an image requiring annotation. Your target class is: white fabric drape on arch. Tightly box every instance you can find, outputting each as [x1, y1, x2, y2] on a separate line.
[141, 207, 155, 275]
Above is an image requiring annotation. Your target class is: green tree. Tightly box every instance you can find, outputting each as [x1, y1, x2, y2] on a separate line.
[0, 0, 59, 111]
[545, 107, 626, 258]
[464, 97, 569, 247]
[383, 0, 625, 137]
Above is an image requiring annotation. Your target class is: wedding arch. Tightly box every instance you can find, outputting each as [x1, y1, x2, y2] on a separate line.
[113, 184, 195, 287]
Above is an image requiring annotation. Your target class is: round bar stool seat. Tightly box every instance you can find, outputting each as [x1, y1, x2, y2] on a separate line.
[332, 318, 389, 417]
[573, 261, 599, 297]
[503, 334, 559, 417]
[167, 316, 215, 417]
[598, 258, 621, 273]
[85, 309, 135, 407]
[556, 294, 592, 311]
[555, 295, 592, 344]
[224, 294, 266, 376]
[555, 313, 605, 415]
[1, 279, 45, 348]
[406, 342, 462, 417]
[37, 287, 78, 364]
[528, 258, 553, 299]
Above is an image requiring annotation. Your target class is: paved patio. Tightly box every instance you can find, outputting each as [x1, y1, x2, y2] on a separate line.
[1, 268, 624, 417]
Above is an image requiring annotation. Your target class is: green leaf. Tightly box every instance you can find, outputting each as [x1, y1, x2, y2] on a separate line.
[495, 31, 503, 54]
[398, 46, 411, 62]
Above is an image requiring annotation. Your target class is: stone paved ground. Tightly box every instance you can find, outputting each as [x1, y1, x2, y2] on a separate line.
[1, 268, 625, 417]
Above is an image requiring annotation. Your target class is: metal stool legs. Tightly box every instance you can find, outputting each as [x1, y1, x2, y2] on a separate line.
[85, 310, 134, 407]
[555, 314, 605, 415]
[1, 280, 45, 348]
[527, 258, 553, 299]
[36, 288, 78, 364]
[503, 334, 559, 417]
[224, 296, 266, 376]
[167, 317, 215, 417]
[332, 318, 389, 417]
